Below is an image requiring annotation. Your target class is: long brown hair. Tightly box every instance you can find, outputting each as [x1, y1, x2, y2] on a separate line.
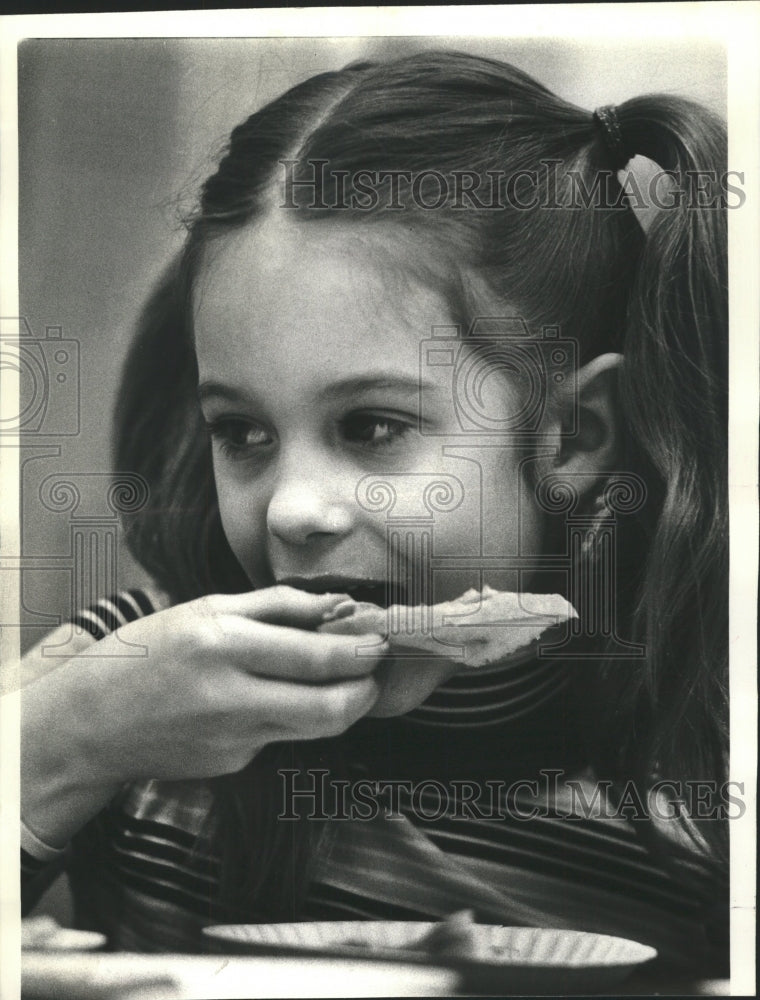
[114, 51, 728, 911]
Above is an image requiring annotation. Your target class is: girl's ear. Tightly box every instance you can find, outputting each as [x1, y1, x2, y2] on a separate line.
[551, 352, 623, 480]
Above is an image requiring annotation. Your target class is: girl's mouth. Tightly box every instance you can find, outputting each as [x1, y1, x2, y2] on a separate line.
[277, 575, 410, 609]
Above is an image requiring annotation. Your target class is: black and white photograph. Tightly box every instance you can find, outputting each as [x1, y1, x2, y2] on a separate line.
[1, 5, 757, 998]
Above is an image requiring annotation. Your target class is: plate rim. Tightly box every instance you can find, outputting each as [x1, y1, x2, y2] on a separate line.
[202, 920, 659, 970]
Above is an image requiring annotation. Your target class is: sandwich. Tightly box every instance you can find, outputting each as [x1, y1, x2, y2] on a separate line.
[319, 584, 577, 668]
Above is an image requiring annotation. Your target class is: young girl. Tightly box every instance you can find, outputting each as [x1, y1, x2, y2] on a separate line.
[21, 50, 728, 971]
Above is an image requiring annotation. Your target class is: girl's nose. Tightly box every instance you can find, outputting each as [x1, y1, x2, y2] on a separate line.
[266, 464, 353, 546]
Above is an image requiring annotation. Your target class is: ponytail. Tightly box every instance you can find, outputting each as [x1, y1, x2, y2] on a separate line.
[598, 96, 728, 857]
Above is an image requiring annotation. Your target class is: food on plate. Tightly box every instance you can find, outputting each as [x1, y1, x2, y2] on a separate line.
[405, 909, 499, 961]
[341, 911, 516, 962]
[319, 584, 577, 667]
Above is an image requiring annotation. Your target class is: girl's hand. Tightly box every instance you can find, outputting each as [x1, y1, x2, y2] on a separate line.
[21, 587, 384, 847]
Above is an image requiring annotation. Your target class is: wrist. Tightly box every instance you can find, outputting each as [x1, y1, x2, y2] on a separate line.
[21, 673, 123, 848]
[20, 816, 68, 860]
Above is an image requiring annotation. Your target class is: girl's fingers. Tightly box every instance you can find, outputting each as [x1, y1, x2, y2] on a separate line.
[238, 674, 381, 741]
[318, 609, 388, 636]
[219, 617, 388, 682]
[200, 586, 353, 628]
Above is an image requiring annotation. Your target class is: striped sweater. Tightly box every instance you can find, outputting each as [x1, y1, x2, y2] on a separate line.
[21, 590, 728, 971]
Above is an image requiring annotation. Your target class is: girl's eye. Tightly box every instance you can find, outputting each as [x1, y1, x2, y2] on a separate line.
[341, 413, 413, 449]
[205, 418, 273, 459]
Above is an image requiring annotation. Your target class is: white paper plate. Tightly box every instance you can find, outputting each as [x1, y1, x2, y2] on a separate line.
[203, 921, 658, 994]
[21, 917, 107, 953]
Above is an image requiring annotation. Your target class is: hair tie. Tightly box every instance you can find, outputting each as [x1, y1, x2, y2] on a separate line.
[593, 105, 630, 171]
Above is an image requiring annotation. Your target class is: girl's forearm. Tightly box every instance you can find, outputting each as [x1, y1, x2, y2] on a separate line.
[21, 670, 122, 851]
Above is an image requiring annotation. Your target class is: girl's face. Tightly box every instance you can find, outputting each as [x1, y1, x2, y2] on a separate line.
[194, 217, 544, 716]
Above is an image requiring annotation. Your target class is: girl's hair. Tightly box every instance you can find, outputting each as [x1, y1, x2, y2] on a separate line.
[115, 51, 728, 911]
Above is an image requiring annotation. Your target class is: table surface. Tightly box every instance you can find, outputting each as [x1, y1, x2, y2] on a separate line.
[20, 951, 731, 999]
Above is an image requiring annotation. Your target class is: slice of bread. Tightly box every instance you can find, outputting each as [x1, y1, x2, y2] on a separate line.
[319, 585, 577, 668]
